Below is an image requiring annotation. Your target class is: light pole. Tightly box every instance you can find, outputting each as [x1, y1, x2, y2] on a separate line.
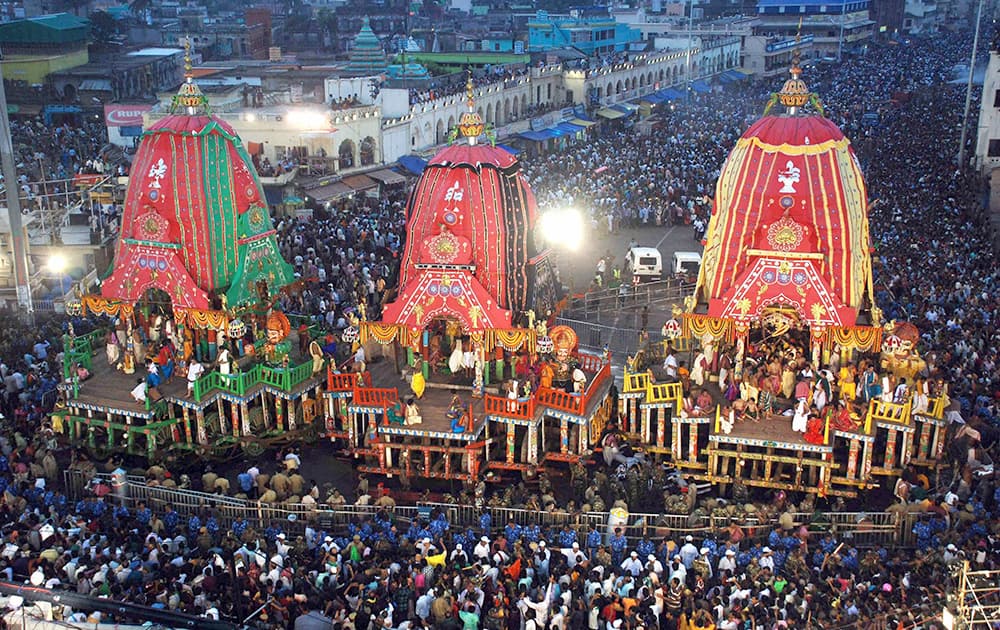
[958, 0, 986, 167]
[837, 0, 847, 62]
[685, 0, 695, 101]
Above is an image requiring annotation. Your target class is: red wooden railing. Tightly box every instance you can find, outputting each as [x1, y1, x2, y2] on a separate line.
[537, 386, 586, 415]
[327, 368, 356, 392]
[578, 352, 606, 374]
[484, 393, 536, 420]
[352, 386, 399, 408]
[537, 361, 612, 416]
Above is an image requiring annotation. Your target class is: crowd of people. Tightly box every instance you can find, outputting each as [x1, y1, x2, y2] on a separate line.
[0, 28, 994, 630]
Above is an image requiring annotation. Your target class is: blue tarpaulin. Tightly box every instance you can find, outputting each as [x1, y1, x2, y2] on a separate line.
[496, 143, 521, 155]
[642, 92, 666, 104]
[659, 88, 684, 101]
[718, 70, 748, 84]
[398, 155, 427, 175]
[691, 80, 712, 94]
[555, 122, 584, 134]
[519, 129, 559, 142]
[612, 104, 636, 116]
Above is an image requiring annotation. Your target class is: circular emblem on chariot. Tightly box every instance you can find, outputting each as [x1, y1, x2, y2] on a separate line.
[766, 215, 805, 252]
[427, 231, 460, 264]
[246, 184, 257, 200]
[442, 210, 458, 225]
[779, 196, 794, 209]
[136, 210, 168, 241]
[148, 189, 159, 201]
[249, 206, 266, 232]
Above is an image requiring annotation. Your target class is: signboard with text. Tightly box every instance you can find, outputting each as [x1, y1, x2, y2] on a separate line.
[103, 104, 153, 128]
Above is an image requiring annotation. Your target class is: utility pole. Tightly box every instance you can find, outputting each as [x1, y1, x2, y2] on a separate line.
[958, 0, 986, 167]
[0, 55, 34, 318]
[685, 0, 695, 101]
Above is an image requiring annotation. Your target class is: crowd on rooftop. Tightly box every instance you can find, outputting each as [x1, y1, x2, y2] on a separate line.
[0, 29, 994, 630]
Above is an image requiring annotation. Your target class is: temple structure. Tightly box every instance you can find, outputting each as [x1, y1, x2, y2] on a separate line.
[344, 17, 388, 78]
[101, 45, 294, 310]
[325, 79, 612, 483]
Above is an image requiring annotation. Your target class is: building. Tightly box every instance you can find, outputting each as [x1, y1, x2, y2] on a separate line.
[870, 0, 905, 36]
[754, 0, 875, 57]
[48, 47, 184, 105]
[902, 0, 940, 32]
[742, 33, 814, 76]
[162, 15, 270, 60]
[0, 13, 89, 85]
[343, 17, 388, 77]
[527, 8, 640, 54]
[973, 48, 1000, 244]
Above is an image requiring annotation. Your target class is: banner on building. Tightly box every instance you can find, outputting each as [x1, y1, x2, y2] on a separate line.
[104, 104, 153, 128]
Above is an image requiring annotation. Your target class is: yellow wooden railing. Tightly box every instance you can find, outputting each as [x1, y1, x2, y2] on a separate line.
[864, 398, 911, 433]
[623, 369, 650, 394]
[647, 381, 683, 409]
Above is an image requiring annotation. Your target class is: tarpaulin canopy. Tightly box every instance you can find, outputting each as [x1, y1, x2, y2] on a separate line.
[555, 122, 584, 134]
[496, 143, 521, 155]
[398, 155, 428, 176]
[718, 69, 748, 83]
[642, 92, 666, 104]
[367, 169, 407, 185]
[306, 182, 353, 202]
[659, 88, 684, 101]
[691, 80, 712, 94]
[342, 174, 378, 192]
[519, 129, 557, 142]
[596, 107, 626, 120]
[570, 117, 597, 127]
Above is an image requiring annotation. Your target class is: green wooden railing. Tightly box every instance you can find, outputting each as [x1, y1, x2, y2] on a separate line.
[61, 414, 181, 459]
[192, 359, 315, 402]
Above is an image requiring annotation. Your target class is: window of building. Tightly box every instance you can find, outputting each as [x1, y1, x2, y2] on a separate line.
[989, 139, 1000, 157]
[993, 89, 1000, 108]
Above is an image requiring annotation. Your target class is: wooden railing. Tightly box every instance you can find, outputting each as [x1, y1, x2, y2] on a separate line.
[926, 395, 946, 420]
[327, 368, 355, 392]
[864, 398, 911, 433]
[647, 381, 683, 407]
[623, 369, 650, 394]
[192, 360, 315, 402]
[484, 393, 536, 420]
[578, 352, 606, 373]
[536, 386, 586, 416]
[352, 385, 398, 408]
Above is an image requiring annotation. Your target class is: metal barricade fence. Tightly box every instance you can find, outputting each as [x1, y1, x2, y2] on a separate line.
[62, 472, 914, 547]
[63, 470, 423, 536]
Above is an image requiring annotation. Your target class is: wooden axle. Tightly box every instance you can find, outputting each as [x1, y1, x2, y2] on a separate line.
[706, 448, 837, 468]
[704, 474, 857, 497]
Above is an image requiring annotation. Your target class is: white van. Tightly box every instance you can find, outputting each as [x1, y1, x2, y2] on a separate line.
[626, 247, 662, 280]
[672, 251, 702, 282]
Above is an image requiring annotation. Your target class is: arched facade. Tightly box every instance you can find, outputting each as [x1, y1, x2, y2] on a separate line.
[360, 136, 377, 166]
[338, 139, 356, 170]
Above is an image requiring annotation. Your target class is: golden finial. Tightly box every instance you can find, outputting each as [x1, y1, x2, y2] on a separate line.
[184, 36, 193, 80]
[455, 68, 484, 144]
[790, 17, 803, 78]
[777, 18, 811, 114]
[465, 70, 474, 110]
[172, 36, 209, 115]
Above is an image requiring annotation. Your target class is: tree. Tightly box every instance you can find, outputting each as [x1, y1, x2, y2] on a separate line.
[89, 10, 119, 48]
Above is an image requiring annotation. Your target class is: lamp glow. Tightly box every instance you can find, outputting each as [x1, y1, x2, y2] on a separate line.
[47, 254, 67, 274]
[539, 207, 584, 251]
